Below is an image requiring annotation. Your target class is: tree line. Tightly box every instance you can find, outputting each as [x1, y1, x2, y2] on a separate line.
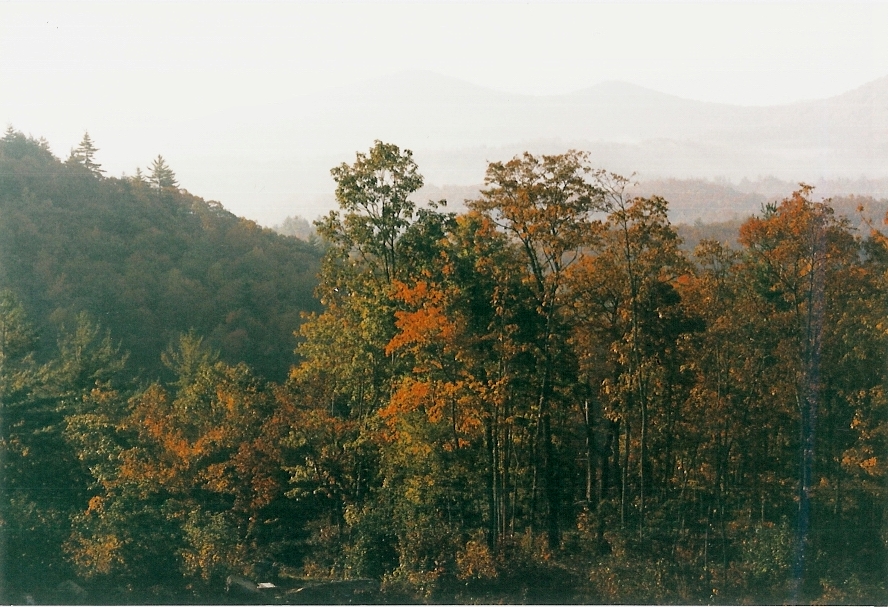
[60, 129, 176, 193]
[1, 137, 886, 603]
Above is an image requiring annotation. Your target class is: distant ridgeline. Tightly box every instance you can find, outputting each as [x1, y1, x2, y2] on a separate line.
[0, 130, 322, 382]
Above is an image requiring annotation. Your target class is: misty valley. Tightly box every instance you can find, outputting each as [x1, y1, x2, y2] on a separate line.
[1, 130, 886, 604]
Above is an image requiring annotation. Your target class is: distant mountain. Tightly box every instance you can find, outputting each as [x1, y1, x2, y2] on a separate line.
[124, 71, 888, 225]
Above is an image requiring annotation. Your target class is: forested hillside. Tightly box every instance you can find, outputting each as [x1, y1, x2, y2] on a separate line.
[1, 136, 886, 604]
[0, 129, 322, 382]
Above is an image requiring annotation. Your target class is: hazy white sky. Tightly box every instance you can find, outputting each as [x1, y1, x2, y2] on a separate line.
[2, 1, 888, 222]
[4, 2, 888, 119]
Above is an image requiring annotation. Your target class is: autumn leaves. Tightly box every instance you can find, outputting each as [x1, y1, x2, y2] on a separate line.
[4, 137, 884, 602]
[285, 142, 886, 600]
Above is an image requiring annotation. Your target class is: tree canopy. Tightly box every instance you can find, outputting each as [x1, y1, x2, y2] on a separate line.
[1, 132, 885, 604]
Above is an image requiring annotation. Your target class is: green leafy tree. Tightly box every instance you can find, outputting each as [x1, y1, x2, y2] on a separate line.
[0, 289, 37, 399]
[297, 140, 427, 423]
[1, 309, 130, 597]
[287, 142, 430, 581]
[0, 290, 38, 597]
[323, 140, 423, 284]
[45, 312, 128, 397]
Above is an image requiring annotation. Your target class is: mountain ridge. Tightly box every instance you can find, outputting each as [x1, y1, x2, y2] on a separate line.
[35, 70, 888, 226]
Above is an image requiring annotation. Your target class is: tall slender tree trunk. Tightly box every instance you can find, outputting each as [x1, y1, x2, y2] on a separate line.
[543, 412, 560, 549]
[621, 417, 630, 528]
[584, 400, 596, 506]
[791, 223, 825, 603]
[485, 420, 498, 548]
[505, 420, 515, 535]
[639, 392, 648, 539]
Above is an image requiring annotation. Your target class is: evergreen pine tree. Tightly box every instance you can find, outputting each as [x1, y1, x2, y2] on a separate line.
[131, 166, 147, 186]
[148, 155, 178, 191]
[70, 131, 104, 176]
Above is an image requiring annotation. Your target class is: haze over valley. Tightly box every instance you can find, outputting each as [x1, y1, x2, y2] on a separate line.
[7, 70, 885, 227]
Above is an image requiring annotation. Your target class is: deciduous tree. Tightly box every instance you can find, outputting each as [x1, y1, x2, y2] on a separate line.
[470, 150, 604, 548]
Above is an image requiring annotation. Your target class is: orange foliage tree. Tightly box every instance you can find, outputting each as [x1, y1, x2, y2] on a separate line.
[64, 334, 293, 587]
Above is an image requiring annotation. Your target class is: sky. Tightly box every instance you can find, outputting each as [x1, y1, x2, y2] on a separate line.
[2, 1, 888, 223]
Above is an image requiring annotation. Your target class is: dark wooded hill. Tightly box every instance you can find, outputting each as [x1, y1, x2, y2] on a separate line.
[0, 130, 322, 382]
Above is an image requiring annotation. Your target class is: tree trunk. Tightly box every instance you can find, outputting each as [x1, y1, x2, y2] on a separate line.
[543, 412, 560, 549]
[584, 400, 596, 506]
[621, 417, 630, 528]
[485, 420, 498, 548]
[639, 393, 648, 539]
